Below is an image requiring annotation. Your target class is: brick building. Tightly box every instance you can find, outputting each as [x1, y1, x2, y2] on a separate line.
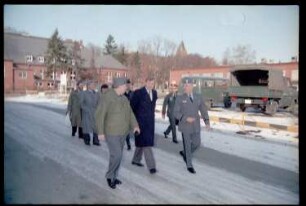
[4, 32, 129, 93]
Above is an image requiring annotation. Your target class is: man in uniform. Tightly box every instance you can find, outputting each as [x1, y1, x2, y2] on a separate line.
[80, 80, 100, 146]
[174, 77, 211, 174]
[162, 81, 179, 143]
[95, 77, 140, 189]
[66, 81, 83, 139]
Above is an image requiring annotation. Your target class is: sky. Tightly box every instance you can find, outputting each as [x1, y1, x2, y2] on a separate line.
[4, 5, 299, 63]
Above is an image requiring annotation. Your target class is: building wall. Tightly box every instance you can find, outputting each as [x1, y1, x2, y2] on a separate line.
[4, 60, 14, 93]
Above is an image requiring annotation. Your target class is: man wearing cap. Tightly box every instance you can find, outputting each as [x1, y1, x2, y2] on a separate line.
[124, 79, 134, 150]
[66, 81, 83, 139]
[80, 80, 100, 146]
[174, 77, 211, 174]
[95, 77, 140, 189]
[130, 77, 158, 174]
[162, 81, 179, 143]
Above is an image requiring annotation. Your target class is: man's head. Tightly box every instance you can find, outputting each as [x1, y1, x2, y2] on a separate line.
[169, 81, 178, 93]
[182, 78, 194, 94]
[87, 80, 96, 91]
[101, 84, 109, 93]
[126, 79, 132, 91]
[77, 81, 83, 91]
[145, 76, 155, 90]
[113, 77, 127, 95]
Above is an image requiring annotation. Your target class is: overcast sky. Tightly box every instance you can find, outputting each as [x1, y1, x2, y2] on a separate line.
[4, 5, 299, 63]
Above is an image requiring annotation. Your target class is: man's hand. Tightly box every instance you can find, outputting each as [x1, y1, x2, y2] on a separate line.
[186, 117, 195, 123]
[98, 134, 105, 141]
[205, 125, 212, 131]
[133, 127, 140, 134]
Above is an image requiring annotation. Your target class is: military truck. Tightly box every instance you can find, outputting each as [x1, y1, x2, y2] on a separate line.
[178, 76, 231, 109]
[227, 65, 298, 115]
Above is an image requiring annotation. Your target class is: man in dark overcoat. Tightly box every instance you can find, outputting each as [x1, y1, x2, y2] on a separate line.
[124, 79, 134, 150]
[130, 77, 158, 174]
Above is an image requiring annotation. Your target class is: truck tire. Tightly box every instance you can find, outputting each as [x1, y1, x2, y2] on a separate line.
[224, 99, 232, 108]
[239, 104, 246, 112]
[265, 101, 278, 115]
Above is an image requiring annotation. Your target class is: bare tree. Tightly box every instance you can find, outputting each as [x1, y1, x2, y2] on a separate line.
[222, 44, 256, 65]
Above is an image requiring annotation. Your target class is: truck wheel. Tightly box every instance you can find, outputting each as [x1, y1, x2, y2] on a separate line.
[224, 100, 232, 108]
[239, 104, 246, 112]
[265, 101, 278, 115]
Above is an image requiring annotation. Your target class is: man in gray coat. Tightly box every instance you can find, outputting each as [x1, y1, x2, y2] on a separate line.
[80, 80, 100, 146]
[174, 77, 211, 174]
[162, 81, 179, 143]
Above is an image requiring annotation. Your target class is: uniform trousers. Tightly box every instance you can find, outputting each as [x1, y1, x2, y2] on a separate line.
[164, 115, 177, 141]
[105, 135, 126, 181]
[182, 132, 201, 168]
[132, 147, 156, 170]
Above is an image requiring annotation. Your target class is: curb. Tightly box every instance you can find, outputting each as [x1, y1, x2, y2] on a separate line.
[155, 109, 298, 133]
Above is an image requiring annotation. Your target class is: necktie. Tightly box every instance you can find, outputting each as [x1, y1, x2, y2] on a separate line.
[189, 95, 193, 103]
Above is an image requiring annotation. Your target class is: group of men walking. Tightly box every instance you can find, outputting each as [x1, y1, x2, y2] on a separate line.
[66, 76, 210, 190]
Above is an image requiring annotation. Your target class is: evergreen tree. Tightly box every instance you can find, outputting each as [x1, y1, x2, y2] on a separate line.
[103, 34, 118, 55]
[45, 29, 69, 78]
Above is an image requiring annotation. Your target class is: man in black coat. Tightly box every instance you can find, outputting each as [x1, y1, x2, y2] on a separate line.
[124, 79, 133, 150]
[130, 77, 158, 174]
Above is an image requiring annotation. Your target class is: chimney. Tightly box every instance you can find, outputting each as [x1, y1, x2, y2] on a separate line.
[291, 56, 297, 62]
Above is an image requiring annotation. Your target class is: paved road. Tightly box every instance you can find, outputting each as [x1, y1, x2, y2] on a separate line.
[4, 101, 299, 204]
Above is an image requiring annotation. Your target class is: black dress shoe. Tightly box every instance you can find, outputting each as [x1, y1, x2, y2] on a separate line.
[173, 140, 179, 144]
[149, 168, 157, 174]
[93, 142, 101, 146]
[163, 132, 168, 138]
[114, 179, 122, 185]
[187, 167, 196, 174]
[84, 141, 90, 146]
[132, 161, 144, 167]
[107, 179, 116, 189]
[179, 151, 186, 163]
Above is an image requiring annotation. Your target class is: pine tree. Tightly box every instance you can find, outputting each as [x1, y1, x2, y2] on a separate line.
[103, 34, 118, 55]
[45, 29, 69, 79]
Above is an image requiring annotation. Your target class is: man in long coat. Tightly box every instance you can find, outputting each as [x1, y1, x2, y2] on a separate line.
[95, 77, 140, 189]
[130, 77, 158, 174]
[66, 82, 83, 138]
[80, 80, 100, 146]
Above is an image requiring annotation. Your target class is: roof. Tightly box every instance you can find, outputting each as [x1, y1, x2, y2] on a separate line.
[230, 65, 275, 71]
[4, 32, 127, 70]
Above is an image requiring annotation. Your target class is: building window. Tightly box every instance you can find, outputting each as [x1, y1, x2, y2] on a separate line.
[72, 59, 75, 66]
[19, 71, 27, 79]
[124, 72, 127, 77]
[38, 56, 44, 63]
[36, 82, 43, 87]
[26, 55, 33, 63]
[47, 82, 54, 88]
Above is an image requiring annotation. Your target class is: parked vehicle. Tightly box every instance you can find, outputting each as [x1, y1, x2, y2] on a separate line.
[178, 76, 231, 109]
[227, 65, 298, 115]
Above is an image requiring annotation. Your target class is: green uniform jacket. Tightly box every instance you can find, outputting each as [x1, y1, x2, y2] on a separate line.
[95, 89, 138, 136]
[67, 90, 82, 127]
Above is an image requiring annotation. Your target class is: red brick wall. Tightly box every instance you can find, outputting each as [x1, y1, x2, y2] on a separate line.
[4, 60, 14, 93]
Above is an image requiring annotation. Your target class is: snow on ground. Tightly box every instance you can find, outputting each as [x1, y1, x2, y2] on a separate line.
[5, 95, 299, 174]
[4, 101, 299, 204]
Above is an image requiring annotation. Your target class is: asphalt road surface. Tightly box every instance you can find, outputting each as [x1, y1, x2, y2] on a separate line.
[4, 101, 299, 204]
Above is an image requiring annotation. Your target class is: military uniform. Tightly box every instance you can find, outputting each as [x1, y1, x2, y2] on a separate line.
[80, 87, 100, 145]
[67, 89, 83, 138]
[95, 78, 138, 189]
[162, 91, 178, 143]
[174, 79, 210, 173]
